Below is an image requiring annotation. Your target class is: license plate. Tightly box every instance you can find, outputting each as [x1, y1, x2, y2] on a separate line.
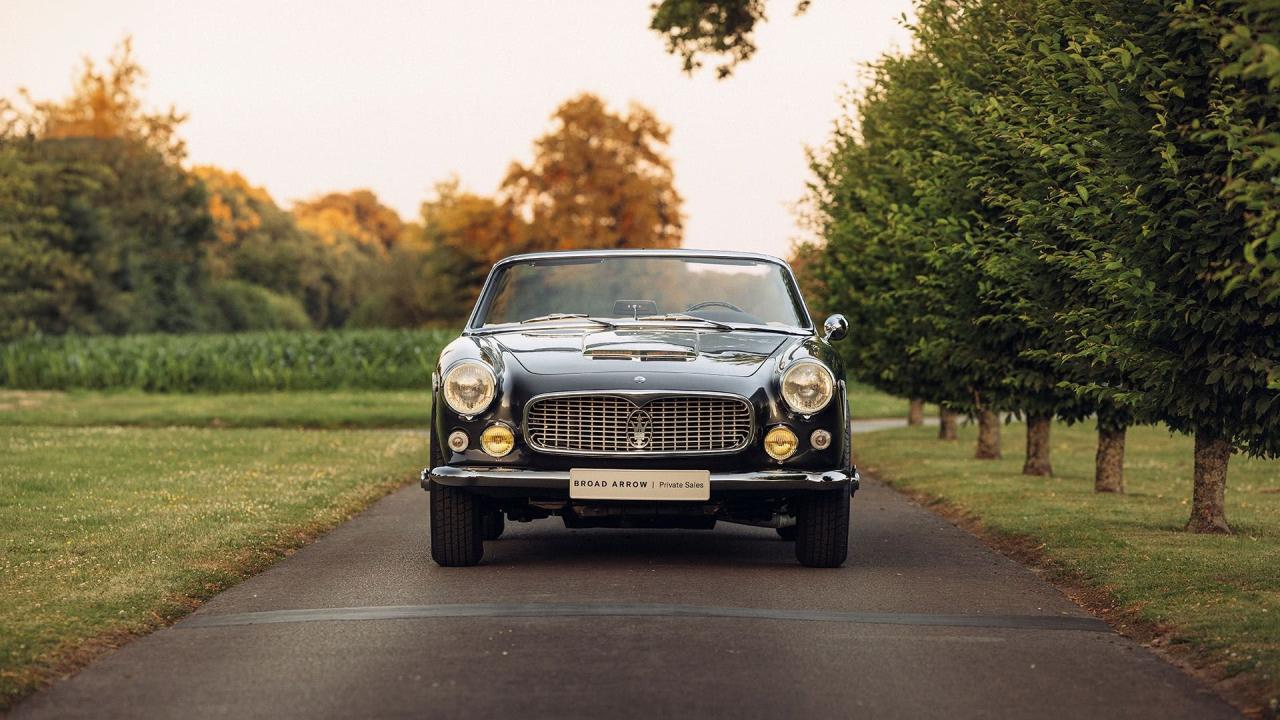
[568, 469, 711, 501]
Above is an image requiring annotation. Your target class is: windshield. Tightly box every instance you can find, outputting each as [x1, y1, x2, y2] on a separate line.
[473, 256, 810, 329]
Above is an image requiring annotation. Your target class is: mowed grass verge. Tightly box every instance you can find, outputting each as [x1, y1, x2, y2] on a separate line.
[0, 426, 425, 708]
[0, 390, 434, 429]
[0, 385, 922, 430]
[853, 422, 1280, 712]
[846, 383, 933, 420]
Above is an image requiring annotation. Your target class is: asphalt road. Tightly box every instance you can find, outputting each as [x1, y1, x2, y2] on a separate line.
[12, 426, 1238, 719]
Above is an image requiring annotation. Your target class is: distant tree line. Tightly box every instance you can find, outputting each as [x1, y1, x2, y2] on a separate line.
[652, 0, 1280, 534]
[0, 39, 682, 342]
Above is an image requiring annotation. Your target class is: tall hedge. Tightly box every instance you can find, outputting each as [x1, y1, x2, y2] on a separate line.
[811, 0, 1280, 531]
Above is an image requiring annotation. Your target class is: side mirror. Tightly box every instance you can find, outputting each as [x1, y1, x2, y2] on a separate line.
[822, 314, 848, 342]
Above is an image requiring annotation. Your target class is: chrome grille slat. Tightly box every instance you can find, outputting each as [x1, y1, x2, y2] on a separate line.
[524, 393, 753, 455]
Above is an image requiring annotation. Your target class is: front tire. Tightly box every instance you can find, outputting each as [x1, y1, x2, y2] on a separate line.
[429, 482, 483, 566]
[795, 489, 849, 568]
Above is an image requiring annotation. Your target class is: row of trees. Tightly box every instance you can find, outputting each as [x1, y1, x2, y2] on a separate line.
[647, 0, 1278, 533]
[0, 39, 683, 341]
[794, 0, 1279, 534]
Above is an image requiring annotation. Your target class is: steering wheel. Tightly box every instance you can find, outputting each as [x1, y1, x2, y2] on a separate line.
[686, 300, 745, 313]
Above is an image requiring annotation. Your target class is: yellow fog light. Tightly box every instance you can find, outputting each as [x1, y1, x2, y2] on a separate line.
[764, 426, 798, 461]
[480, 423, 515, 457]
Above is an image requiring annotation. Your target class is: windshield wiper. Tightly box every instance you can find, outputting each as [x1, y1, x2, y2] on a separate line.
[635, 313, 734, 331]
[519, 313, 616, 329]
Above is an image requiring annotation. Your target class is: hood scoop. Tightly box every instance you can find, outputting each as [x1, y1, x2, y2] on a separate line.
[583, 331, 698, 362]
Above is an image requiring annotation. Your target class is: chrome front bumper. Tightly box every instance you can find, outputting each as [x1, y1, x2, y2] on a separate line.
[422, 466, 858, 493]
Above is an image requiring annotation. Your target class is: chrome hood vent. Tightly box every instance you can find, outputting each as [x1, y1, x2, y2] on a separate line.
[582, 331, 698, 361]
[583, 347, 697, 361]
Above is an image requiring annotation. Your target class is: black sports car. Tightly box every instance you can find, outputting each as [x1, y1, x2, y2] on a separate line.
[422, 249, 856, 567]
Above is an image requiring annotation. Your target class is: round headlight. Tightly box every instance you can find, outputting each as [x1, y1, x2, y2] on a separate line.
[442, 360, 496, 416]
[780, 360, 835, 415]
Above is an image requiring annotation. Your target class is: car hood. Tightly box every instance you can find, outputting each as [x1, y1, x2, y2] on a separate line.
[489, 328, 789, 377]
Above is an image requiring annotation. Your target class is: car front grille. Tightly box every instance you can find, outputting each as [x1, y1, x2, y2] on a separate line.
[523, 393, 754, 455]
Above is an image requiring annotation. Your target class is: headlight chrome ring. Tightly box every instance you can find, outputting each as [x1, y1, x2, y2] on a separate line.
[442, 360, 497, 416]
[780, 359, 835, 415]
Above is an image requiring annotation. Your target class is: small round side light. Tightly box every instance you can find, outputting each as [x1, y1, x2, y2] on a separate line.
[447, 430, 469, 453]
[811, 429, 832, 450]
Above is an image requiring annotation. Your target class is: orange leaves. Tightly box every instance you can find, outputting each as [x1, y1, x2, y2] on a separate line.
[502, 93, 683, 252]
[192, 167, 269, 247]
[293, 190, 404, 254]
[25, 36, 188, 163]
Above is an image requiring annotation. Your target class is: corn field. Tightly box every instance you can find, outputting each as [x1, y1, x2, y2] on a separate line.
[0, 330, 456, 392]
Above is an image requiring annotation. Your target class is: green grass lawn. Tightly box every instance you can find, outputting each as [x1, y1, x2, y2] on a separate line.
[0, 426, 424, 708]
[853, 422, 1280, 711]
[0, 390, 434, 429]
[0, 385, 921, 430]
[846, 382, 933, 420]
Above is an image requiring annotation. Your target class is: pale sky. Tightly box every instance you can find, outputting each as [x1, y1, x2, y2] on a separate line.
[1, 0, 913, 256]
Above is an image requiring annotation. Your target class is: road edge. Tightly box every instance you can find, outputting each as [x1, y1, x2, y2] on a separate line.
[0, 475, 415, 714]
[859, 465, 1274, 720]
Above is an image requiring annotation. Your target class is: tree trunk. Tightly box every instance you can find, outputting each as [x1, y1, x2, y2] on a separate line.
[938, 407, 958, 441]
[1094, 425, 1125, 493]
[1022, 414, 1052, 476]
[907, 398, 925, 426]
[1186, 431, 1231, 534]
[975, 410, 1001, 459]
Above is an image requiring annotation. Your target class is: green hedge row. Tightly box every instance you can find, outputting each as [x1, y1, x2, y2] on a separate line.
[0, 329, 456, 392]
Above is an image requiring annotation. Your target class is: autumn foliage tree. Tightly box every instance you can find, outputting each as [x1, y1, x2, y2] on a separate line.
[294, 190, 405, 254]
[1, 37, 215, 337]
[3, 45, 690, 335]
[20, 37, 187, 163]
[503, 94, 683, 252]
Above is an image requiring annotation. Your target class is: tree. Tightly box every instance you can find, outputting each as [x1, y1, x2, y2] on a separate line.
[786, 239, 828, 317]
[18, 36, 187, 163]
[503, 94, 683, 251]
[952, 0, 1280, 525]
[2, 37, 214, 335]
[1197, 1, 1280, 304]
[39, 137, 214, 333]
[807, 52, 973, 439]
[191, 166, 365, 330]
[293, 190, 404, 254]
[0, 141, 97, 340]
[352, 181, 530, 328]
[650, 0, 810, 78]
[823, 0, 1280, 528]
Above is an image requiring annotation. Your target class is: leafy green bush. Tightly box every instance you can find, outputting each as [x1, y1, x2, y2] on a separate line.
[0, 329, 455, 392]
[204, 280, 313, 332]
